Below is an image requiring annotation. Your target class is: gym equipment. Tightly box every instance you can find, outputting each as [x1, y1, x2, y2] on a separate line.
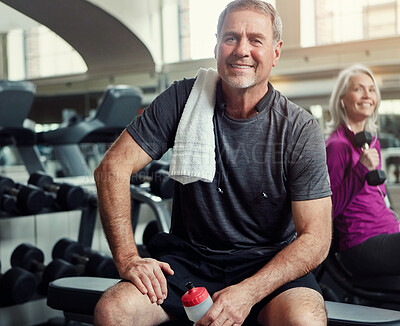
[37, 85, 143, 177]
[130, 186, 171, 236]
[0, 80, 47, 174]
[46, 276, 400, 325]
[354, 131, 387, 185]
[52, 238, 118, 278]
[28, 171, 85, 210]
[0, 192, 16, 213]
[0, 259, 36, 306]
[131, 160, 174, 199]
[0, 175, 46, 214]
[10, 243, 78, 294]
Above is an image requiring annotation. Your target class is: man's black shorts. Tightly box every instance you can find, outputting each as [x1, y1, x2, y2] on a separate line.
[147, 232, 322, 325]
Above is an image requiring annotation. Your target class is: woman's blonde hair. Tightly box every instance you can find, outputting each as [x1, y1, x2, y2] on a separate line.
[326, 64, 381, 136]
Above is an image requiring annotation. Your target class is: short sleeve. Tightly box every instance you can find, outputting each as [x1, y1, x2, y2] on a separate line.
[288, 118, 332, 201]
[126, 78, 195, 160]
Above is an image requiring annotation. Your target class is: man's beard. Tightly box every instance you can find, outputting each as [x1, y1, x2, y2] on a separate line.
[225, 72, 256, 89]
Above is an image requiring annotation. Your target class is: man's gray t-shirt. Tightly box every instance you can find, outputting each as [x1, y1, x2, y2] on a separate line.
[127, 78, 331, 255]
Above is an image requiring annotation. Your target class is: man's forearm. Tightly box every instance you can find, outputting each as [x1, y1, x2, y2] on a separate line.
[95, 163, 140, 269]
[238, 196, 332, 306]
[239, 230, 329, 306]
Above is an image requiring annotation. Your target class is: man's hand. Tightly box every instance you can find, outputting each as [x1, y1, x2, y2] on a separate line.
[118, 256, 174, 305]
[196, 284, 255, 326]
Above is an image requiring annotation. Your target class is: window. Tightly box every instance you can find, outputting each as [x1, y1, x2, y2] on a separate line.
[7, 25, 87, 80]
[301, 0, 400, 47]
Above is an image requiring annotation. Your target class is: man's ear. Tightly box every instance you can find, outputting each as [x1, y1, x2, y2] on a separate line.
[214, 33, 218, 59]
[272, 40, 283, 67]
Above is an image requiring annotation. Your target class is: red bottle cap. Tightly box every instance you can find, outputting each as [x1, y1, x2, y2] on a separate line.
[182, 282, 209, 307]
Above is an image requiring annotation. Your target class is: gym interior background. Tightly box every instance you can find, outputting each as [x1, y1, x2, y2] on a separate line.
[0, 0, 400, 325]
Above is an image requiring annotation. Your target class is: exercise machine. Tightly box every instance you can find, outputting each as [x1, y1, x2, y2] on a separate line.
[131, 160, 175, 199]
[37, 85, 143, 177]
[0, 80, 47, 174]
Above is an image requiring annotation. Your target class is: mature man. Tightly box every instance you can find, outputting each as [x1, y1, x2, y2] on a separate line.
[93, 0, 332, 325]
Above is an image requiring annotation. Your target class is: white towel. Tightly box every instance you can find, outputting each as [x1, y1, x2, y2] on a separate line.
[169, 68, 219, 185]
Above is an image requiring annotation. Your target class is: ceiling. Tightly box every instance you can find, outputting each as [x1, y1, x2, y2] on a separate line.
[0, 0, 155, 76]
[0, 2, 39, 32]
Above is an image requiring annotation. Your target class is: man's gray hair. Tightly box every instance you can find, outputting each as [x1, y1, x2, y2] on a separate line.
[216, 0, 283, 46]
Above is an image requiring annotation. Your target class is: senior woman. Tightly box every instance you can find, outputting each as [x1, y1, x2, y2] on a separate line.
[325, 63, 400, 277]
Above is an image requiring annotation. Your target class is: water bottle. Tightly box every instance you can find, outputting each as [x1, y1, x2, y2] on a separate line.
[182, 281, 213, 325]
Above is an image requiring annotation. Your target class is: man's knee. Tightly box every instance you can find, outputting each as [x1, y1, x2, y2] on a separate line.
[258, 288, 327, 326]
[94, 292, 114, 325]
[94, 282, 144, 325]
[94, 281, 172, 326]
[94, 284, 126, 325]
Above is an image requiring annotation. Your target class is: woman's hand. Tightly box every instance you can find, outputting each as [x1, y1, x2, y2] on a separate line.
[359, 148, 380, 171]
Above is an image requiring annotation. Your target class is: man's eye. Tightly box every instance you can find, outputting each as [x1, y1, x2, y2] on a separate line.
[225, 37, 237, 43]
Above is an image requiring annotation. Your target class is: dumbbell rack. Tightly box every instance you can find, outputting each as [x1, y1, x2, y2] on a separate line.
[0, 180, 172, 325]
[0, 188, 98, 247]
[0, 184, 98, 326]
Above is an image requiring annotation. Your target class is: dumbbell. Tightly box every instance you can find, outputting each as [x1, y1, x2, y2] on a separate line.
[11, 243, 78, 294]
[28, 171, 85, 210]
[0, 193, 16, 213]
[354, 131, 387, 186]
[0, 259, 36, 306]
[0, 176, 46, 214]
[131, 160, 174, 198]
[52, 238, 118, 278]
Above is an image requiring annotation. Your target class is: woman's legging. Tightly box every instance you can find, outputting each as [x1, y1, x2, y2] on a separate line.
[339, 232, 400, 276]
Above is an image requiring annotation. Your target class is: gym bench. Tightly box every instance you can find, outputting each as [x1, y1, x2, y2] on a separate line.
[47, 276, 400, 326]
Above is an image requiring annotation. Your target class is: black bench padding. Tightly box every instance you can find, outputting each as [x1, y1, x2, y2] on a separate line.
[47, 277, 400, 325]
[47, 277, 119, 315]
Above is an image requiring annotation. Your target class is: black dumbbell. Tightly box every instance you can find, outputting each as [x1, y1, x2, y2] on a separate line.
[52, 238, 118, 278]
[131, 160, 174, 199]
[0, 176, 46, 214]
[0, 259, 36, 306]
[11, 243, 78, 294]
[0, 193, 16, 213]
[28, 171, 85, 210]
[354, 131, 387, 186]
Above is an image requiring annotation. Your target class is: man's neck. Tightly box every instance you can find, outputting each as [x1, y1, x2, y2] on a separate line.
[222, 83, 269, 119]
